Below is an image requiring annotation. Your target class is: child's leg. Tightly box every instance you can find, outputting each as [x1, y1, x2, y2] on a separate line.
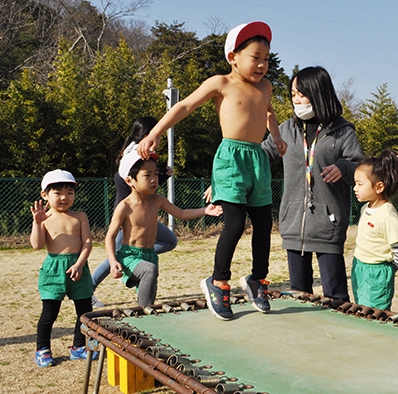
[246, 204, 272, 279]
[132, 261, 159, 307]
[37, 300, 62, 350]
[154, 221, 178, 254]
[73, 298, 92, 347]
[213, 202, 247, 281]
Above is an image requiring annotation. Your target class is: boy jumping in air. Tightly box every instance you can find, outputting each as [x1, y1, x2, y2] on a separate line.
[138, 21, 287, 320]
[31, 169, 97, 367]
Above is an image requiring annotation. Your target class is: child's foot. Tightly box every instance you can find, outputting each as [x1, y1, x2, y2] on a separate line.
[240, 275, 271, 313]
[35, 347, 54, 368]
[92, 295, 105, 308]
[69, 346, 99, 361]
[200, 277, 233, 321]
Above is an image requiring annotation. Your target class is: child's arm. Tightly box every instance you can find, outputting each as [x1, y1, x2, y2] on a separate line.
[105, 205, 124, 279]
[30, 200, 51, 249]
[160, 195, 223, 220]
[265, 80, 287, 156]
[138, 76, 221, 159]
[66, 212, 92, 281]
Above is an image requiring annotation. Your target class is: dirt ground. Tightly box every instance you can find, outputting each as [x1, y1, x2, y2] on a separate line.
[0, 226, 397, 394]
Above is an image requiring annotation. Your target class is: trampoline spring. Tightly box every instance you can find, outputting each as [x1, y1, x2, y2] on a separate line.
[359, 306, 374, 317]
[196, 375, 221, 388]
[371, 309, 386, 321]
[337, 302, 352, 313]
[189, 368, 212, 378]
[180, 302, 194, 311]
[216, 382, 243, 394]
[167, 354, 191, 367]
[120, 327, 140, 340]
[137, 338, 158, 349]
[346, 304, 362, 315]
[386, 313, 398, 323]
[195, 299, 207, 309]
[309, 295, 321, 303]
[177, 364, 202, 375]
[112, 309, 123, 319]
[143, 306, 158, 315]
[156, 346, 177, 360]
[123, 308, 136, 317]
[162, 304, 175, 313]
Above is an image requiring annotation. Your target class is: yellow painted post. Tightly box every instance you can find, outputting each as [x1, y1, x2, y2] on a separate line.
[106, 347, 155, 394]
[106, 348, 120, 387]
[119, 356, 136, 394]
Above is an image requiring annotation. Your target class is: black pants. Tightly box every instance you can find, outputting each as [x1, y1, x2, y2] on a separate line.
[213, 202, 272, 281]
[287, 250, 349, 301]
[36, 298, 92, 350]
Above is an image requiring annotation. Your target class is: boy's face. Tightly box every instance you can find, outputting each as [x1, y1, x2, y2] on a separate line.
[230, 41, 270, 83]
[129, 160, 159, 194]
[40, 186, 75, 212]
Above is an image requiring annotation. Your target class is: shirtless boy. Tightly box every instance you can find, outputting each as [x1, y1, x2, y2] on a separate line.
[138, 21, 287, 320]
[31, 169, 97, 367]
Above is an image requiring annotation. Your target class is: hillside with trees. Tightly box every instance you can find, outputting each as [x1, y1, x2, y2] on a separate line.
[1, 0, 397, 179]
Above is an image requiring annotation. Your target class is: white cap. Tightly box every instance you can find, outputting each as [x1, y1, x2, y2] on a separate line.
[224, 21, 272, 63]
[118, 142, 159, 181]
[41, 169, 76, 190]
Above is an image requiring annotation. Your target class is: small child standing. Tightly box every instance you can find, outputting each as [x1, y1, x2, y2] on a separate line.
[30, 169, 97, 367]
[352, 150, 398, 311]
[138, 21, 287, 320]
[106, 147, 222, 307]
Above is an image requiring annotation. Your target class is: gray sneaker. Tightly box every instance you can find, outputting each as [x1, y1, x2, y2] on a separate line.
[200, 277, 233, 321]
[239, 275, 271, 313]
[91, 295, 105, 308]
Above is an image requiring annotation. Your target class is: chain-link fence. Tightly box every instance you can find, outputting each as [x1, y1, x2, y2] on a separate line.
[1, 177, 392, 237]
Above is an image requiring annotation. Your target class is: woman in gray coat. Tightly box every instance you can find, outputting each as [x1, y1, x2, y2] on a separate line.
[262, 66, 363, 302]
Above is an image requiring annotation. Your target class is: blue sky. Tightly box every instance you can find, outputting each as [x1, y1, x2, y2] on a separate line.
[91, 0, 398, 102]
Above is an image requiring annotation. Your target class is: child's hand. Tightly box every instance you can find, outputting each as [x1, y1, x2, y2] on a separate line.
[137, 135, 160, 160]
[110, 262, 123, 279]
[30, 200, 51, 223]
[203, 186, 212, 203]
[205, 204, 223, 217]
[273, 136, 287, 156]
[66, 264, 83, 281]
[165, 166, 174, 177]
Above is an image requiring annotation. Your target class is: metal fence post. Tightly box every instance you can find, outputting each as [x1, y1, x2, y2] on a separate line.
[163, 77, 179, 233]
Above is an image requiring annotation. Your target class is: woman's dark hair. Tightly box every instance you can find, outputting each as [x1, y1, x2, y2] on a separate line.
[116, 116, 158, 165]
[357, 149, 398, 199]
[290, 66, 342, 127]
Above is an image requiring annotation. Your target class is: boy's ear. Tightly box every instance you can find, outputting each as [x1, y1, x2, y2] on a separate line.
[227, 51, 236, 65]
[125, 176, 135, 188]
[40, 190, 48, 200]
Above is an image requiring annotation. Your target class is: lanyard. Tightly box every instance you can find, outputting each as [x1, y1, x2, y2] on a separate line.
[303, 124, 322, 208]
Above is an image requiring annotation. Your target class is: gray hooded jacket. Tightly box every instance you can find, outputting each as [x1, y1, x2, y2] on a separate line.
[262, 116, 363, 254]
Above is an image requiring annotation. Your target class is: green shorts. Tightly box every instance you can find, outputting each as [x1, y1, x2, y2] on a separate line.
[117, 245, 158, 288]
[211, 138, 272, 207]
[351, 257, 395, 310]
[38, 253, 93, 301]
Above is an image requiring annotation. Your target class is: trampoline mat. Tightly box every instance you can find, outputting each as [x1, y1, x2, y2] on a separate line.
[122, 298, 397, 394]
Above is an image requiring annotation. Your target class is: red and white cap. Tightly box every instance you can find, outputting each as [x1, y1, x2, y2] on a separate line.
[118, 142, 159, 181]
[224, 21, 272, 63]
[41, 169, 76, 190]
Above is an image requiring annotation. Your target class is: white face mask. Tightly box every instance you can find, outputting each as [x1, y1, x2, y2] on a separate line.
[293, 103, 315, 120]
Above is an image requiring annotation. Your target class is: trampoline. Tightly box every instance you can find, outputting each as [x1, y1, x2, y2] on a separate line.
[81, 293, 398, 394]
